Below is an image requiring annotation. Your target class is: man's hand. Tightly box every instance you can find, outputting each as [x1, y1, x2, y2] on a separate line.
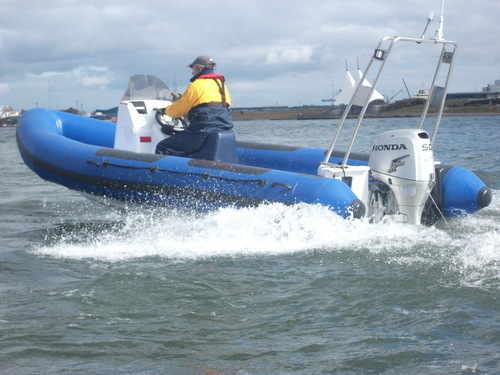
[171, 92, 182, 101]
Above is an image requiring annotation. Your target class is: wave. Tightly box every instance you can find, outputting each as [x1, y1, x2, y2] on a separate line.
[32, 191, 499, 285]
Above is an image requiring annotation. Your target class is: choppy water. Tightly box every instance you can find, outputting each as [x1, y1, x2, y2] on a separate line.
[1, 116, 499, 374]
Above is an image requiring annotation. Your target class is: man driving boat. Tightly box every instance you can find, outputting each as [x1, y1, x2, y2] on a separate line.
[155, 55, 234, 155]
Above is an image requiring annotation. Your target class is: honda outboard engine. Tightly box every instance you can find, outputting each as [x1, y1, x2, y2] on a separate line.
[368, 129, 435, 224]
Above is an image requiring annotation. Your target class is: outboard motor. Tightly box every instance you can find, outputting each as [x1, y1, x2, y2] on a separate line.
[368, 129, 435, 224]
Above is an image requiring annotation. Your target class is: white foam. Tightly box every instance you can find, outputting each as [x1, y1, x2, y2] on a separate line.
[33, 192, 500, 285]
[35, 203, 354, 261]
[29, 203, 445, 261]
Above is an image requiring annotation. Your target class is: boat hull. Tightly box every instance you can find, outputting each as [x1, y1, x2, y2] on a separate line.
[16, 108, 491, 222]
[16, 109, 364, 218]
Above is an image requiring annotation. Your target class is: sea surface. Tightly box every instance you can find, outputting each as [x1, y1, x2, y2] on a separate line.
[1, 115, 499, 374]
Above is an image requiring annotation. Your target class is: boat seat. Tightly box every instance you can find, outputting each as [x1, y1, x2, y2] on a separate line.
[189, 128, 239, 163]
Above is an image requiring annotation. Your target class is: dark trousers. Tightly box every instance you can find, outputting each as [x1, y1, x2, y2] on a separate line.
[155, 131, 208, 156]
[156, 104, 233, 156]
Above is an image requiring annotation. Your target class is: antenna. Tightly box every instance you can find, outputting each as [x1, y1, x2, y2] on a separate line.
[420, 11, 434, 39]
[435, 0, 446, 40]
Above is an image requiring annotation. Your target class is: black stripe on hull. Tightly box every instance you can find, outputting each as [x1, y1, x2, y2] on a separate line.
[17, 135, 269, 208]
[236, 141, 369, 162]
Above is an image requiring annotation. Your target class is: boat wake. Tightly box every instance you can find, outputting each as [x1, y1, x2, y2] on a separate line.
[33, 191, 499, 285]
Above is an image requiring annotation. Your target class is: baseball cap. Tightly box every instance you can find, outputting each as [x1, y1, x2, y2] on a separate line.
[188, 56, 216, 68]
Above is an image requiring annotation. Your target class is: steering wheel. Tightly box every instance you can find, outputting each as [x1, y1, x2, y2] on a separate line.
[154, 109, 185, 135]
[155, 109, 171, 126]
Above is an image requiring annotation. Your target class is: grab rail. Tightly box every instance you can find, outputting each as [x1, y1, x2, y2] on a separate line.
[322, 35, 457, 168]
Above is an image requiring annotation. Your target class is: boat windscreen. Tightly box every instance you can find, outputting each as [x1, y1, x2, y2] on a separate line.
[121, 74, 172, 101]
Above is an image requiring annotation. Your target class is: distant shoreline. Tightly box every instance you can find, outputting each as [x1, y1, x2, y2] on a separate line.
[2, 104, 498, 126]
[231, 105, 500, 121]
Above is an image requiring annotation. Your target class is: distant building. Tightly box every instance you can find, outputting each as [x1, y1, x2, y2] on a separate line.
[0, 105, 19, 118]
[482, 79, 500, 94]
[93, 107, 118, 117]
[91, 107, 118, 122]
[0, 105, 19, 127]
[446, 92, 489, 100]
[336, 66, 384, 106]
[446, 79, 500, 102]
[61, 107, 80, 115]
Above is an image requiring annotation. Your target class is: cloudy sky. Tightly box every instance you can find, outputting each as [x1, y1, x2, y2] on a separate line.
[1, 0, 499, 111]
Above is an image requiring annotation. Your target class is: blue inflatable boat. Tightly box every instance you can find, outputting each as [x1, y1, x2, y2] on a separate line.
[16, 105, 491, 225]
[17, 107, 368, 216]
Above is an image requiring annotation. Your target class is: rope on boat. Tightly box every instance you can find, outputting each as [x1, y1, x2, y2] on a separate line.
[271, 182, 293, 190]
[86, 159, 269, 187]
[428, 192, 449, 226]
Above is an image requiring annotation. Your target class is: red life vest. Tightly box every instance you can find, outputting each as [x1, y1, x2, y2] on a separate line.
[194, 73, 228, 105]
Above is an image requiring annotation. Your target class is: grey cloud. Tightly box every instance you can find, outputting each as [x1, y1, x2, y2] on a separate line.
[1, 0, 499, 109]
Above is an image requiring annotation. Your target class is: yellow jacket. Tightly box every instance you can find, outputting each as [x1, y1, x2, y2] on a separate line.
[165, 74, 232, 118]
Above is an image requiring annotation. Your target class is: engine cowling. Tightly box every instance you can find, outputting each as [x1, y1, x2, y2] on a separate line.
[368, 129, 435, 224]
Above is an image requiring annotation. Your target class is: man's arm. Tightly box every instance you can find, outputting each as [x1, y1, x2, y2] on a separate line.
[165, 84, 198, 118]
